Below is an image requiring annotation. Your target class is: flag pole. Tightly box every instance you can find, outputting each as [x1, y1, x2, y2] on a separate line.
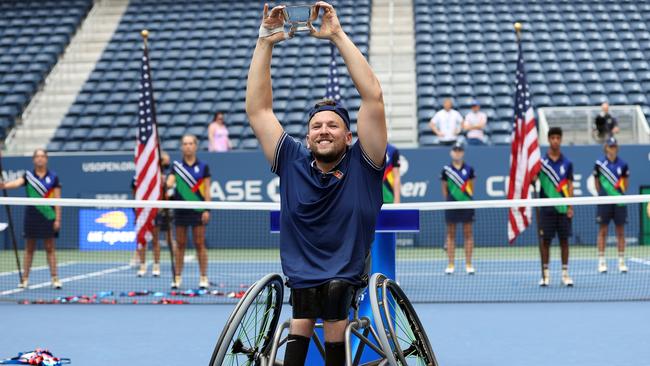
[515, 22, 545, 280]
[141, 29, 176, 279]
[0, 144, 23, 285]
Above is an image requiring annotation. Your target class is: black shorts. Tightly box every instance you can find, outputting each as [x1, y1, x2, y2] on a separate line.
[290, 280, 357, 321]
[174, 209, 203, 227]
[23, 208, 57, 239]
[540, 208, 572, 241]
[445, 209, 474, 223]
[596, 204, 627, 226]
[155, 210, 171, 231]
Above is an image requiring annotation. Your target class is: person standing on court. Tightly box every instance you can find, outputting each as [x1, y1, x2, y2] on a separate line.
[440, 142, 475, 275]
[207, 111, 232, 152]
[246, 2, 387, 365]
[383, 143, 401, 203]
[0, 149, 62, 289]
[429, 98, 463, 146]
[536, 127, 574, 287]
[132, 151, 171, 277]
[166, 135, 211, 289]
[594, 136, 630, 273]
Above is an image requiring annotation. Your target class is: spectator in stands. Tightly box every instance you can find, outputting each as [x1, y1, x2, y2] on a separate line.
[383, 143, 401, 203]
[0, 149, 62, 289]
[430, 98, 463, 146]
[208, 111, 232, 152]
[593, 102, 620, 143]
[462, 100, 487, 146]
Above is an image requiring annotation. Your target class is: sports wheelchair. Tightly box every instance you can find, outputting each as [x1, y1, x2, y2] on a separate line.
[210, 273, 438, 366]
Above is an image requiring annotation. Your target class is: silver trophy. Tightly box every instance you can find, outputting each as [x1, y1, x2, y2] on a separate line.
[283, 4, 314, 33]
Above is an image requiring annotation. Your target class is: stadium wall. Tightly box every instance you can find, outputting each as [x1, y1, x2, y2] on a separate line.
[1, 145, 649, 249]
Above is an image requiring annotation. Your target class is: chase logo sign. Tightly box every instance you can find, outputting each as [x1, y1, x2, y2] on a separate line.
[79, 209, 136, 251]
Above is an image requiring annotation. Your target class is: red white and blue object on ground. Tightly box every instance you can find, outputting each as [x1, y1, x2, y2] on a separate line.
[0, 349, 70, 366]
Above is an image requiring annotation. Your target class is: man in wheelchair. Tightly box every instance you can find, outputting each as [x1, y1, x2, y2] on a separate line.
[246, 2, 387, 365]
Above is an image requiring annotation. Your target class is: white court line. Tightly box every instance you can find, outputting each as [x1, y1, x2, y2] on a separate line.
[629, 257, 650, 266]
[0, 263, 133, 296]
[0, 262, 78, 277]
[396, 269, 650, 277]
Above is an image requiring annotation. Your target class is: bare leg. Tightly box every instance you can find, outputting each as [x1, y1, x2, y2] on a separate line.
[560, 238, 569, 267]
[615, 225, 626, 256]
[323, 319, 347, 342]
[597, 224, 608, 257]
[175, 226, 187, 276]
[540, 239, 551, 269]
[290, 318, 316, 338]
[23, 239, 36, 279]
[43, 238, 58, 277]
[193, 225, 208, 277]
[463, 222, 474, 266]
[138, 242, 146, 264]
[446, 223, 456, 266]
[152, 227, 161, 264]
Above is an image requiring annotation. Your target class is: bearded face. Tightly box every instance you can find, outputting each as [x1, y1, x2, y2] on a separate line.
[306, 111, 352, 164]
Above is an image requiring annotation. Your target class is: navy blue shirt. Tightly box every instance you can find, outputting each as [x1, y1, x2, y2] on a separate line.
[272, 133, 384, 289]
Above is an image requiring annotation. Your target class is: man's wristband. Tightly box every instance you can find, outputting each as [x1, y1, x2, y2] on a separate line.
[259, 24, 284, 38]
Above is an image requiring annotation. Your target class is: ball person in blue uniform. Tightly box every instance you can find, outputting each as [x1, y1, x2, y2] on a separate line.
[247, 3, 387, 365]
[0, 149, 62, 289]
[440, 142, 476, 274]
[536, 127, 574, 287]
[593, 137, 630, 273]
[166, 135, 211, 289]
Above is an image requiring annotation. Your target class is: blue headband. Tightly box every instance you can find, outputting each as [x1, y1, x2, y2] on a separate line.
[308, 104, 351, 130]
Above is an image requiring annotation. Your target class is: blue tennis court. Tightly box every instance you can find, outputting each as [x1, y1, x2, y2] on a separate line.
[2, 301, 649, 365]
[3, 248, 650, 304]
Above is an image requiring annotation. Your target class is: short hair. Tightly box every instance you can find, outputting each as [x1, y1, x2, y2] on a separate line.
[32, 148, 48, 158]
[547, 127, 563, 138]
[180, 134, 199, 145]
[213, 111, 224, 120]
[314, 98, 337, 108]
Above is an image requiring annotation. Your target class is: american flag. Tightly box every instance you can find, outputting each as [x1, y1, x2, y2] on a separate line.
[325, 43, 342, 102]
[507, 38, 541, 243]
[134, 42, 162, 247]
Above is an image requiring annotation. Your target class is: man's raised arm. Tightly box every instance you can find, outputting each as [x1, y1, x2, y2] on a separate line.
[246, 4, 288, 164]
[311, 2, 387, 167]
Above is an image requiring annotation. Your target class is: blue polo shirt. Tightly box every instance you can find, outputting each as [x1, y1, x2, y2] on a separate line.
[272, 132, 384, 289]
[593, 156, 629, 196]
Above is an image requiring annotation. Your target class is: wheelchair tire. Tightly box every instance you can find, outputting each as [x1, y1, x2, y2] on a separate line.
[369, 273, 438, 366]
[209, 273, 284, 366]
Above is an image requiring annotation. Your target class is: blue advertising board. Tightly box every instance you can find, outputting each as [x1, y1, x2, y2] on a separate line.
[78, 209, 136, 251]
[1, 144, 649, 249]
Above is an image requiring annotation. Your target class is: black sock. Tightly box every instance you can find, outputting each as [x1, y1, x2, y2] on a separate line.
[325, 341, 346, 366]
[284, 334, 310, 366]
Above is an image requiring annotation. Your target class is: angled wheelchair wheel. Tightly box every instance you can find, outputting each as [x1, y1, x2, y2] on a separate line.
[210, 273, 284, 366]
[369, 273, 438, 366]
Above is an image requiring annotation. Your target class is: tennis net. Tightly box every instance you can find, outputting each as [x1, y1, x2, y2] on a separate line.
[0, 195, 649, 304]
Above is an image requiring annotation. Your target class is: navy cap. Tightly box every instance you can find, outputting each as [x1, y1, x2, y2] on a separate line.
[470, 99, 480, 107]
[451, 141, 465, 151]
[308, 103, 351, 130]
[605, 136, 618, 147]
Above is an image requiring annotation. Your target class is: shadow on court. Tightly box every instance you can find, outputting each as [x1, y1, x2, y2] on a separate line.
[0, 302, 648, 365]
